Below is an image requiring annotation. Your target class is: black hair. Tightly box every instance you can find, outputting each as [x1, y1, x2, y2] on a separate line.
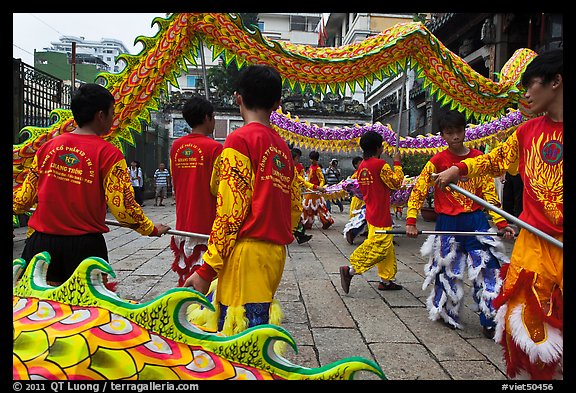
[182, 94, 214, 128]
[70, 83, 115, 127]
[359, 131, 383, 158]
[291, 147, 302, 159]
[235, 64, 282, 110]
[309, 150, 320, 161]
[521, 49, 563, 87]
[437, 109, 466, 133]
[352, 156, 363, 166]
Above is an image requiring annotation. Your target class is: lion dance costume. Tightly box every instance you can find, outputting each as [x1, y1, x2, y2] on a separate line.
[301, 161, 334, 230]
[407, 148, 511, 332]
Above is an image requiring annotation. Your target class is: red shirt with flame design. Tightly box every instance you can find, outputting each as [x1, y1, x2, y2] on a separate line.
[456, 115, 563, 237]
[406, 148, 508, 228]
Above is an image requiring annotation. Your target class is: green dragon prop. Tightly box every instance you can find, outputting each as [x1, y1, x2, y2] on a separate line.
[13, 254, 383, 380]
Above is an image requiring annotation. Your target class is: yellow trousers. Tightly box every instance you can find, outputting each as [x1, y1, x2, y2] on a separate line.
[349, 224, 397, 281]
[217, 238, 286, 306]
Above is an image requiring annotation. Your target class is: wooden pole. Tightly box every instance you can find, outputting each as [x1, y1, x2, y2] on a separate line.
[71, 42, 76, 98]
[395, 61, 408, 152]
[198, 36, 210, 100]
[28, 208, 209, 240]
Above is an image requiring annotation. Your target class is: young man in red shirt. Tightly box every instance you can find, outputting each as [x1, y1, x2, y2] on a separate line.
[339, 131, 404, 293]
[183, 65, 301, 335]
[169, 95, 223, 286]
[405, 109, 514, 339]
[434, 49, 563, 380]
[13, 83, 170, 285]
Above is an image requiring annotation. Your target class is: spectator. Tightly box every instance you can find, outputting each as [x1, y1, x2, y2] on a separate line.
[154, 163, 170, 206]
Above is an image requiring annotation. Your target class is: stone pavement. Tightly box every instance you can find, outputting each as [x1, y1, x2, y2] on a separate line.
[12, 198, 516, 381]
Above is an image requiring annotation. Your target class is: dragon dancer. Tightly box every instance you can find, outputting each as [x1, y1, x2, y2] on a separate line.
[301, 150, 334, 230]
[435, 49, 563, 380]
[169, 95, 223, 287]
[183, 65, 301, 336]
[291, 148, 324, 244]
[13, 83, 170, 286]
[406, 109, 515, 339]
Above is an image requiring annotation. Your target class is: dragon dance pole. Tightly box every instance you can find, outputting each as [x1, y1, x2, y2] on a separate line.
[104, 218, 210, 240]
[27, 208, 210, 240]
[395, 62, 407, 152]
[447, 183, 563, 249]
[376, 229, 504, 237]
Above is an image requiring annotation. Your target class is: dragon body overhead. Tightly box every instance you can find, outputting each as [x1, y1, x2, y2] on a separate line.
[13, 13, 536, 188]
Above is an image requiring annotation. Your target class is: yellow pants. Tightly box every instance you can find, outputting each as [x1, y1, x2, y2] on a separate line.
[349, 224, 397, 281]
[349, 196, 365, 219]
[217, 238, 286, 306]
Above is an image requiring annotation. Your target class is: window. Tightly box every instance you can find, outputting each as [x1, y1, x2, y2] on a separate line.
[187, 76, 197, 88]
[290, 15, 321, 32]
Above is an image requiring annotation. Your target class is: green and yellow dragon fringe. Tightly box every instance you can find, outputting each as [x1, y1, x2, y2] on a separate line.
[13, 13, 536, 190]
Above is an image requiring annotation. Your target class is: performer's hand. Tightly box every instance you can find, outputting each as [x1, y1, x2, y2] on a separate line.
[434, 165, 461, 189]
[183, 272, 210, 295]
[406, 224, 419, 238]
[392, 151, 401, 162]
[499, 225, 516, 241]
[155, 223, 171, 236]
[316, 186, 326, 193]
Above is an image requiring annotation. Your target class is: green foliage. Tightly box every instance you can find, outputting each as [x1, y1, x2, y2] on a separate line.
[401, 154, 432, 177]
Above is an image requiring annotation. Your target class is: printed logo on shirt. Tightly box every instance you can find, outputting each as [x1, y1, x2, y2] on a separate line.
[44, 145, 94, 185]
[273, 154, 285, 170]
[357, 168, 373, 186]
[174, 143, 204, 169]
[260, 146, 291, 194]
[542, 140, 562, 165]
[59, 153, 80, 166]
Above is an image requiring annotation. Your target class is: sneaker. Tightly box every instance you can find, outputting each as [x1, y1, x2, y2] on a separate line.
[377, 281, 403, 290]
[482, 326, 495, 339]
[159, 204, 165, 206]
[339, 265, 352, 294]
[154, 203, 158, 206]
[296, 234, 313, 244]
[345, 230, 354, 245]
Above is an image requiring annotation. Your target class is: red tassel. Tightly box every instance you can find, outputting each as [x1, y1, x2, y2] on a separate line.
[104, 281, 118, 292]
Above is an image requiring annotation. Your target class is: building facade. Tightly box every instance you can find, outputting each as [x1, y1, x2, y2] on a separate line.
[37, 35, 129, 74]
[323, 12, 563, 138]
